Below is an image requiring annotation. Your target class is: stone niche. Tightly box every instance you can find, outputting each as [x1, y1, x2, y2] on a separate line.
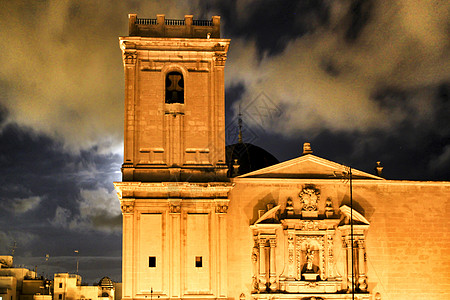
[250, 185, 371, 300]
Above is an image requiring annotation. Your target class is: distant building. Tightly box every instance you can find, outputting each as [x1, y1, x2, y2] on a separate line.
[53, 274, 120, 300]
[53, 273, 81, 300]
[0, 257, 120, 300]
[0, 256, 50, 300]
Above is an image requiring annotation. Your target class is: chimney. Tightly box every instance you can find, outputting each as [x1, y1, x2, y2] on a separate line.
[302, 142, 313, 155]
[375, 161, 383, 177]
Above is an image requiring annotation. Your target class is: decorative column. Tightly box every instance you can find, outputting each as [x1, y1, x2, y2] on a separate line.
[341, 237, 350, 291]
[296, 237, 303, 279]
[251, 241, 259, 292]
[258, 238, 267, 292]
[269, 238, 277, 291]
[338, 209, 370, 292]
[357, 239, 367, 291]
[120, 199, 135, 299]
[250, 224, 281, 293]
[287, 233, 295, 279]
[345, 238, 355, 292]
[326, 231, 335, 279]
[319, 237, 325, 280]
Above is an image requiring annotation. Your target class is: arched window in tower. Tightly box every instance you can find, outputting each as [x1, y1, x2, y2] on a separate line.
[165, 71, 184, 103]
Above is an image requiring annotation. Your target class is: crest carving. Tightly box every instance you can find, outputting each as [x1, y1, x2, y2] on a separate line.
[299, 186, 320, 211]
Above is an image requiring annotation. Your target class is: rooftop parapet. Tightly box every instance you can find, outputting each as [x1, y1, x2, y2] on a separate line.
[128, 14, 221, 38]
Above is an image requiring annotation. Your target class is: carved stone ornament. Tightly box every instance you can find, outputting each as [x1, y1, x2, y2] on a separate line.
[325, 197, 333, 217]
[213, 43, 226, 51]
[251, 240, 259, 292]
[214, 52, 227, 66]
[288, 234, 295, 264]
[299, 187, 320, 211]
[169, 203, 181, 213]
[301, 220, 320, 231]
[286, 198, 294, 216]
[120, 202, 134, 213]
[216, 204, 228, 213]
[251, 246, 258, 263]
[124, 51, 137, 65]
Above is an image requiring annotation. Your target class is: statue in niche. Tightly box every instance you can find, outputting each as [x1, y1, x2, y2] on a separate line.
[302, 245, 319, 280]
[306, 247, 314, 271]
[286, 198, 294, 216]
[325, 197, 333, 218]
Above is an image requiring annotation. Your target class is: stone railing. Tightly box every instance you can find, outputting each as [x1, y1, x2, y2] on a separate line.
[128, 14, 221, 38]
[135, 18, 157, 25]
[193, 19, 213, 26]
[164, 18, 186, 26]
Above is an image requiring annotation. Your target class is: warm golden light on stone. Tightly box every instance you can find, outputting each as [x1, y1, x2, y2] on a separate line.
[114, 13, 450, 300]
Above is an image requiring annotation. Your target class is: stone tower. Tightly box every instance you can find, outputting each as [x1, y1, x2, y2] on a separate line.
[120, 14, 229, 182]
[115, 14, 232, 300]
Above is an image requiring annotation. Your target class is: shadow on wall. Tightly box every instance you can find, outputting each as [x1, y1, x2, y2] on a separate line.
[339, 192, 375, 221]
[249, 195, 278, 225]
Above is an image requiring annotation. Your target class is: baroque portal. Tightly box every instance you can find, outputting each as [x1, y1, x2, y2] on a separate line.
[250, 185, 370, 298]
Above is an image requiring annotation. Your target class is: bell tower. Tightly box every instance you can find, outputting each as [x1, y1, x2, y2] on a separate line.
[119, 14, 230, 182]
[115, 14, 232, 300]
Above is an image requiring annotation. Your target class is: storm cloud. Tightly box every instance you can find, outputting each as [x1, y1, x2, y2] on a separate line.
[225, 0, 449, 135]
[0, 0, 197, 153]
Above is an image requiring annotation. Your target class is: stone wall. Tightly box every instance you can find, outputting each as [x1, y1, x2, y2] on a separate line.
[226, 179, 450, 300]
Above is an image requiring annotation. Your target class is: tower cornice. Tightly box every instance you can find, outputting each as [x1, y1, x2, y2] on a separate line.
[114, 181, 233, 199]
[120, 37, 230, 52]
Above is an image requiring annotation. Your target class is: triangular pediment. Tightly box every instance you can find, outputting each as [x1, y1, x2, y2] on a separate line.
[238, 154, 383, 180]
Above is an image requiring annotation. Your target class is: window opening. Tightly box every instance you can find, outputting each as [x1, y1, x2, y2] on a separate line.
[195, 256, 202, 268]
[165, 72, 184, 103]
[149, 256, 156, 268]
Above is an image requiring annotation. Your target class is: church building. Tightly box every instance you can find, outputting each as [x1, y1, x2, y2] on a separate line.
[114, 14, 450, 300]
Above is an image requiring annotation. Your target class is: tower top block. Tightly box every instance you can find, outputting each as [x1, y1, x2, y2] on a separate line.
[128, 14, 221, 38]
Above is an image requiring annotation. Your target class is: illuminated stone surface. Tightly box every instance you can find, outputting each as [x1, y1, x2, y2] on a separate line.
[119, 14, 229, 183]
[115, 14, 450, 300]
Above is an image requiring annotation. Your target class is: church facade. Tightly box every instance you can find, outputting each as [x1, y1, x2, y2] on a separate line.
[114, 14, 450, 300]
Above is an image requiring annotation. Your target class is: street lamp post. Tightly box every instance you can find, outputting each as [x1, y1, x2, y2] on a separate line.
[349, 167, 354, 300]
[337, 166, 355, 299]
[74, 250, 79, 274]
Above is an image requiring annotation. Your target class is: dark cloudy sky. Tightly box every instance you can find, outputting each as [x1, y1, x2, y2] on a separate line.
[0, 0, 449, 284]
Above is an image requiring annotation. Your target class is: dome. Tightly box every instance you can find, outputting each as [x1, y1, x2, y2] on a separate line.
[226, 143, 279, 176]
[98, 276, 114, 287]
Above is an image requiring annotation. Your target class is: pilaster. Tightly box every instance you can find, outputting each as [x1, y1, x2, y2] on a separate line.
[357, 238, 367, 292]
[215, 200, 228, 297]
[122, 49, 137, 180]
[269, 238, 277, 291]
[120, 198, 135, 299]
[258, 238, 267, 292]
[169, 199, 181, 298]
